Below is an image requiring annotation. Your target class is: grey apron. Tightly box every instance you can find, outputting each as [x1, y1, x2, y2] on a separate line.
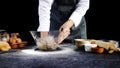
[50, 0, 87, 43]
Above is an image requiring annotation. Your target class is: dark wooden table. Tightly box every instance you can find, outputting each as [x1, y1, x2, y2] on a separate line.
[0, 43, 120, 68]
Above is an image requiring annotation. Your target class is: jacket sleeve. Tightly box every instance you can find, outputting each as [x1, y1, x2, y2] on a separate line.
[69, 0, 90, 27]
[37, 0, 54, 32]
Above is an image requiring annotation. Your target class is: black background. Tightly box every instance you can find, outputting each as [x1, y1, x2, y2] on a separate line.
[0, 0, 120, 44]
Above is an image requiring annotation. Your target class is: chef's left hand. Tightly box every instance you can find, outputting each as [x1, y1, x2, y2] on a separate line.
[57, 19, 74, 44]
[57, 26, 70, 44]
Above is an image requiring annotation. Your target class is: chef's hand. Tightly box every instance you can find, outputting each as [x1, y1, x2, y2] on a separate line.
[40, 32, 48, 38]
[57, 19, 74, 44]
[40, 32, 57, 46]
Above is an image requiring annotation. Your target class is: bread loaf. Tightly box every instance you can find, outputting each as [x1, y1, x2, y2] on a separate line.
[0, 41, 11, 51]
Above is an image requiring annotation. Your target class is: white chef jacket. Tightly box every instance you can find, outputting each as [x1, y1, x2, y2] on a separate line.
[37, 0, 90, 32]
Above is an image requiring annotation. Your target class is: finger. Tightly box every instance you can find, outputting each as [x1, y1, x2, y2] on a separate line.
[62, 27, 70, 33]
[57, 32, 64, 44]
[57, 31, 70, 44]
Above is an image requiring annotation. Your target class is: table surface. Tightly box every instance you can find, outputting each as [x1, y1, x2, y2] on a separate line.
[0, 43, 120, 68]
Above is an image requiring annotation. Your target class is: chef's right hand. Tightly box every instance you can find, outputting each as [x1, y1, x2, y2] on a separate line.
[40, 32, 48, 38]
[40, 32, 57, 46]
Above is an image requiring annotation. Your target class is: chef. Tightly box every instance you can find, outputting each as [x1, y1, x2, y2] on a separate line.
[37, 0, 90, 44]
